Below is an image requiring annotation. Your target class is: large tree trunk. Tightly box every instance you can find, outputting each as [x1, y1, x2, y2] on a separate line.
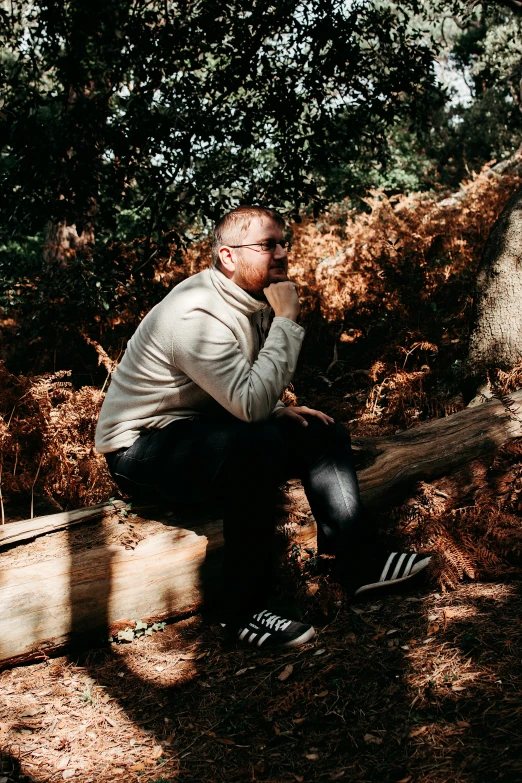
[2, 389, 522, 667]
[466, 184, 522, 399]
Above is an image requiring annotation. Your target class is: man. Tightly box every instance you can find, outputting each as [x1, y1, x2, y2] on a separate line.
[96, 205, 431, 649]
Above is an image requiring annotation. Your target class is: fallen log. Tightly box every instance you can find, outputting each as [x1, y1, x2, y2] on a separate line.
[1, 389, 521, 667]
[354, 388, 522, 508]
[0, 508, 225, 668]
[0, 500, 125, 547]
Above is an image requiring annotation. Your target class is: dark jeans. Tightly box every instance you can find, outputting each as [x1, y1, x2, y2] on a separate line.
[105, 415, 375, 621]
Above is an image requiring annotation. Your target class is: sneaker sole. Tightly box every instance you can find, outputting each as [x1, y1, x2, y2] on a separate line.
[281, 625, 316, 647]
[221, 623, 315, 648]
[353, 556, 432, 596]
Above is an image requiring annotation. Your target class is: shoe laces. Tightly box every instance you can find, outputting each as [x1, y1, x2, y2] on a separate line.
[254, 610, 291, 632]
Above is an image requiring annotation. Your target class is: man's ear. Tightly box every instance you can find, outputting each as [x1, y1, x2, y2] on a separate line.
[218, 246, 236, 275]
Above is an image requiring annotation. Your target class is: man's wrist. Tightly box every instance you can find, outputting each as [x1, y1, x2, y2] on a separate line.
[273, 312, 299, 323]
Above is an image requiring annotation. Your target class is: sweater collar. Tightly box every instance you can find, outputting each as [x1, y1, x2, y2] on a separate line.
[208, 266, 269, 316]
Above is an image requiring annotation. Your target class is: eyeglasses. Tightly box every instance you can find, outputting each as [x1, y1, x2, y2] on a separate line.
[228, 239, 292, 253]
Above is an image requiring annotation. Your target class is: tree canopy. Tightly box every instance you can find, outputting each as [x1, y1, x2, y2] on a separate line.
[1, 1, 437, 236]
[1, 0, 522, 341]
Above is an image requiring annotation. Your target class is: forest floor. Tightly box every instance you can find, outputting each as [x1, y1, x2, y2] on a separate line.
[1, 577, 522, 783]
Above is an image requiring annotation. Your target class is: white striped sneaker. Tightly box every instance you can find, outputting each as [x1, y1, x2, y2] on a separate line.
[353, 551, 432, 596]
[223, 609, 315, 648]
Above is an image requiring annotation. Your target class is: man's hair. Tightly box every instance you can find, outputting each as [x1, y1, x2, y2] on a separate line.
[211, 205, 285, 267]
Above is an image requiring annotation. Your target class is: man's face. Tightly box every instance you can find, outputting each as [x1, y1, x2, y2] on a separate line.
[229, 217, 289, 297]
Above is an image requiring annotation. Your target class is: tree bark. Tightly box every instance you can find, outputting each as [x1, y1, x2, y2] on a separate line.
[2, 390, 522, 667]
[43, 220, 95, 268]
[466, 184, 522, 396]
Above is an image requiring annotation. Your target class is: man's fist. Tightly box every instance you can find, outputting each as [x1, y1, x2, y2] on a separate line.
[264, 281, 300, 322]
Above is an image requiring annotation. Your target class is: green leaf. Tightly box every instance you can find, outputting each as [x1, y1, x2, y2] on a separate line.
[150, 622, 167, 632]
[117, 629, 135, 642]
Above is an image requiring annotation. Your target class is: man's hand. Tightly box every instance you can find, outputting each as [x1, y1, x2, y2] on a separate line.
[264, 281, 300, 322]
[271, 405, 335, 427]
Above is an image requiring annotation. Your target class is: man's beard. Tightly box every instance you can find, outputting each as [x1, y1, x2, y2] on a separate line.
[234, 255, 270, 298]
[234, 253, 287, 299]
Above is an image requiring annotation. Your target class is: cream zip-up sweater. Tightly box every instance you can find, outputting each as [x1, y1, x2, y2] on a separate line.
[95, 267, 305, 453]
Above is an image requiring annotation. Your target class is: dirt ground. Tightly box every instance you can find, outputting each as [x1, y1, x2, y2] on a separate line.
[2, 578, 522, 783]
